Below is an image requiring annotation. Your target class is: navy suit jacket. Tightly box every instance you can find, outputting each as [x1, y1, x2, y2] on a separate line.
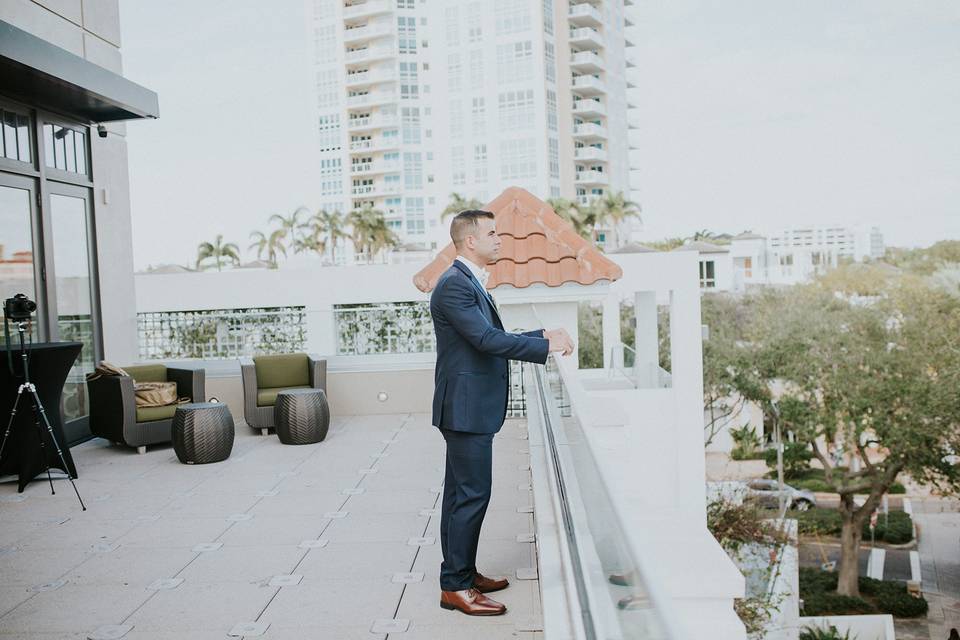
[430, 260, 549, 434]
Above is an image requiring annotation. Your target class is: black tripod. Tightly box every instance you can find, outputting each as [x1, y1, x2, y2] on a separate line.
[0, 321, 85, 510]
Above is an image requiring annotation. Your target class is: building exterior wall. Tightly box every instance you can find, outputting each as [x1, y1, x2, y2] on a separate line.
[1, 0, 138, 364]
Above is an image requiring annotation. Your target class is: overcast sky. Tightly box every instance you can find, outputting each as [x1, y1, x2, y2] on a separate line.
[121, 1, 959, 269]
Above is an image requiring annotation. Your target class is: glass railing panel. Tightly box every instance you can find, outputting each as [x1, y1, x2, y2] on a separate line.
[532, 355, 675, 639]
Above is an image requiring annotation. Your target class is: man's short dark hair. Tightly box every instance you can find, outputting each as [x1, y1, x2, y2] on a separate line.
[450, 209, 495, 250]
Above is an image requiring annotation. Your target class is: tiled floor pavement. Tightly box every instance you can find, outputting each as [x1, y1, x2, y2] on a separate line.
[0, 413, 543, 639]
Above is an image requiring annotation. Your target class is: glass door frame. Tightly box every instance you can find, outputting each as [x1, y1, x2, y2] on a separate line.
[0, 170, 47, 342]
[1, 93, 104, 442]
[46, 182, 102, 439]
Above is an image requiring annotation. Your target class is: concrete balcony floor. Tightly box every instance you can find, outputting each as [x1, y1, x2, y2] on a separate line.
[0, 413, 542, 639]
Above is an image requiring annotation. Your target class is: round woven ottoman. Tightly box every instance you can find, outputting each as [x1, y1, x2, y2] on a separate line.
[274, 388, 330, 445]
[172, 402, 235, 464]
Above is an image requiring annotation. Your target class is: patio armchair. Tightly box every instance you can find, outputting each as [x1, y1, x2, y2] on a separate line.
[240, 353, 327, 435]
[88, 364, 206, 454]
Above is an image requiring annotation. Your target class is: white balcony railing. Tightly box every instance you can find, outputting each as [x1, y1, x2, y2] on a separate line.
[348, 137, 400, 152]
[350, 161, 400, 175]
[573, 75, 606, 95]
[570, 51, 604, 71]
[575, 170, 609, 185]
[568, 3, 602, 27]
[342, 0, 392, 20]
[351, 182, 401, 197]
[572, 98, 606, 116]
[345, 69, 397, 87]
[344, 45, 394, 63]
[347, 114, 400, 130]
[575, 146, 607, 162]
[569, 27, 604, 48]
[346, 90, 397, 107]
[343, 23, 393, 43]
[573, 123, 607, 138]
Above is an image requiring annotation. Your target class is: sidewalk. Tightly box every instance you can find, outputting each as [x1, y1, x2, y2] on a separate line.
[911, 497, 960, 640]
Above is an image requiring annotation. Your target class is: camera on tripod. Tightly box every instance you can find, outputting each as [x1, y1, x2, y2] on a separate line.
[0, 292, 85, 508]
[3, 294, 37, 322]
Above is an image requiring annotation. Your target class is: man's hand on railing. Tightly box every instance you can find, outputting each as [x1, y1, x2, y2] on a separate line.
[545, 328, 574, 356]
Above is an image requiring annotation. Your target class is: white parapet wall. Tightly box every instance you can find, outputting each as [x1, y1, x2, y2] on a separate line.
[545, 251, 748, 639]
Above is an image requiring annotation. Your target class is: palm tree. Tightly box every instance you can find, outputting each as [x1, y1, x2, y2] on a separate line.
[307, 209, 349, 264]
[548, 197, 595, 241]
[269, 206, 311, 254]
[691, 229, 717, 241]
[347, 205, 399, 263]
[196, 235, 241, 271]
[440, 192, 484, 221]
[592, 191, 642, 246]
[248, 229, 287, 268]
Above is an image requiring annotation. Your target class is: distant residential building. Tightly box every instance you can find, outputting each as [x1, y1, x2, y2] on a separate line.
[672, 225, 885, 292]
[671, 241, 733, 291]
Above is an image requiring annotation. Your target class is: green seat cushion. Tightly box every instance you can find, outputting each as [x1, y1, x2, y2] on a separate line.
[257, 385, 312, 407]
[124, 364, 168, 383]
[136, 404, 178, 423]
[254, 353, 309, 389]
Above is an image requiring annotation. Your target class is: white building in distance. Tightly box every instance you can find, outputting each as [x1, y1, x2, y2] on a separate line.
[310, 0, 641, 254]
[667, 224, 885, 293]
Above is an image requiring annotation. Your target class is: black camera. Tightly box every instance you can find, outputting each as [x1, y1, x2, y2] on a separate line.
[3, 294, 37, 321]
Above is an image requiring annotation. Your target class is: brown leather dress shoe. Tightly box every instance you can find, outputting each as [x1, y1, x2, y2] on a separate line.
[440, 588, 507, 616]
[473, 572, 509, 593]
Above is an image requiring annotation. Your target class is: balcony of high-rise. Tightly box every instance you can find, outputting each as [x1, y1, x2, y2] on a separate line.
[342, 0, 393, 21]
[568, 3, 604, 29]
[572, 98, 606, 117]
[570, 51, 605, 73]
[572, 122, 608, 141]
[569, 27, 605, 50]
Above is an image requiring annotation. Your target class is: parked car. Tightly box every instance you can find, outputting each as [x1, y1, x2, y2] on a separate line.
[743, 479, 817, 511]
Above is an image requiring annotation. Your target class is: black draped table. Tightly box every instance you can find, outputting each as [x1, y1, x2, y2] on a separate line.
[0, 341, 82, 492]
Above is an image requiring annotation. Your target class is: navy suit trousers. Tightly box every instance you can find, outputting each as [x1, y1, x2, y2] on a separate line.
[438, 428, 494, 591]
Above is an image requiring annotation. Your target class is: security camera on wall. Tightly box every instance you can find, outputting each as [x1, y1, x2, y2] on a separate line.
[97, 124, 107, 138]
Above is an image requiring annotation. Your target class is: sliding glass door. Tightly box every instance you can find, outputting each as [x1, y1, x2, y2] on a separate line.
[47, 184, 98, 438]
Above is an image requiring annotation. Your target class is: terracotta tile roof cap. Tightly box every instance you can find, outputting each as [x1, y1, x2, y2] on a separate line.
[413, 187, 622, 292]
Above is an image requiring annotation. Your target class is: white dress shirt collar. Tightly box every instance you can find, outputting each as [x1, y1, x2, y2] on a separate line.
[456, 255, 490, 287]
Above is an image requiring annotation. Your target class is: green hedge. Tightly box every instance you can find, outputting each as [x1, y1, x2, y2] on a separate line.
[795, 508, 913, 544]
[867, 510, 913, 544]
[799, 568, 927, 618]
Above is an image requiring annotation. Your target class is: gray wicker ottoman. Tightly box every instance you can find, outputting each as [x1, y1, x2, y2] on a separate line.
[274, 388, 329, 445]
[172, 402, 235, 464]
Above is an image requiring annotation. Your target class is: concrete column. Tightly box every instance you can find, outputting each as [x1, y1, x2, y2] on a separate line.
[307, 303, 336, 356]
[633, 291, 658, 384]
[670, 287, 709, 527]
[601, 294, 621, 370]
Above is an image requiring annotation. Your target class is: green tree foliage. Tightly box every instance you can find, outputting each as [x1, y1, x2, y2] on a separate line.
[440, 192, 484, 221]
[702, 265, 960, 597]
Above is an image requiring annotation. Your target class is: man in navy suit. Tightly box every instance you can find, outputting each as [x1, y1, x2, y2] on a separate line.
[430, 210, 573, 616]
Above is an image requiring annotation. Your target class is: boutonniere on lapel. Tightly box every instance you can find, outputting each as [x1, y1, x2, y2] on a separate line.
[486, 289, 500, 313]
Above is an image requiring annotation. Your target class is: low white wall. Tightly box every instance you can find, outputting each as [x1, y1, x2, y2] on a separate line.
[202, 366, 434, 427]
[798, 615, 896, 640]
